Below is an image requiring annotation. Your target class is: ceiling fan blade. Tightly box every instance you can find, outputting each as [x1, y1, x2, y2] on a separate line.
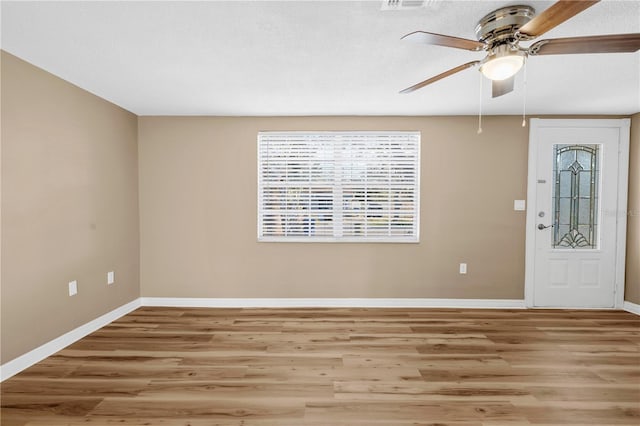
[492, 76, 515, 98]
[402, 31, 485, 51]
[517, 0, 600, 40]
[529, 33, 640, 55]
[400, 61, 480, 94]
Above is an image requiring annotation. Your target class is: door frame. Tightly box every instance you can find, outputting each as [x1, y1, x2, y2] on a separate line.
[524, 118, 630, 309]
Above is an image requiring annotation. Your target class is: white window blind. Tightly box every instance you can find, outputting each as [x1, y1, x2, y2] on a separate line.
[258, 131, 420, 242]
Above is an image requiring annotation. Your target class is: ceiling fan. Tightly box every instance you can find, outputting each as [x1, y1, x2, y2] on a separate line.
[400, 0, 640, 98]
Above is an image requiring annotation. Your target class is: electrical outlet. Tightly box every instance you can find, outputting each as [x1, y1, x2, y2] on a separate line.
[107, 271, 115, 285]
[68, 280, 78, 296]
[459, 263, 467, 274]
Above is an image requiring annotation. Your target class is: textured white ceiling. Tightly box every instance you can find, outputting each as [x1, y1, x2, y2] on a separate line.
[2, 0, 639, 116]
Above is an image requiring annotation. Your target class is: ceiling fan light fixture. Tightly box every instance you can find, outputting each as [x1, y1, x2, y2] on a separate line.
[480, 45, 525, 81]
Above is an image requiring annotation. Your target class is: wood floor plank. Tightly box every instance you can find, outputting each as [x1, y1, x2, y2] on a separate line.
[304, 400, 528, 422]
[1, 396, 104, 417]
[67, 364, 248, 380]
[90, 398, 306, 420]
[0, 377, 150, 397]
[333, 380, 537, 402]
[1, 307, 639, 425]
[515, 404, 640, 424]
[419, 366, 609, 384]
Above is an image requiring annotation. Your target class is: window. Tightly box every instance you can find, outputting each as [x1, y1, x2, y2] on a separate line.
[552, 144, 600, 249]
[258, 131, 420, 242]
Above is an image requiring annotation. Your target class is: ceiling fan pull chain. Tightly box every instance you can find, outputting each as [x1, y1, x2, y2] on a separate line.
[477, 72, 483, 134]
[522, 56, 528, 127]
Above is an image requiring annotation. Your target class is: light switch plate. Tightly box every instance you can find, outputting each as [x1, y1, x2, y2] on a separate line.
[68, 280, 78, 296]
[107, 271, 114, 285]
[459, 263, 467, 274]
[514, 200, 526, 211]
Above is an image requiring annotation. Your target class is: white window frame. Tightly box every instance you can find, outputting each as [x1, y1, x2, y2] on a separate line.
[257, 131, 420, 243]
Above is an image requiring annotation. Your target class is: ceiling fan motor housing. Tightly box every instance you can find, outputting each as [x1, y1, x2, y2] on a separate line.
[475, 5, 535, 47]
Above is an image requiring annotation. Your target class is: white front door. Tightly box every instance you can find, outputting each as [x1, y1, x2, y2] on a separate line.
[525, 119, 630, 308]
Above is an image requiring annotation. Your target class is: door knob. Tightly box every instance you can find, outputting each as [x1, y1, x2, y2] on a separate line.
[537, 224, 553, 230]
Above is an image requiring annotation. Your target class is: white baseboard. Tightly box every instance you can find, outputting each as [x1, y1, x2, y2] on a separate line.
[623, 300, 640, 315]
[140, 297, 526, 309]
[0, 298, 141, 382]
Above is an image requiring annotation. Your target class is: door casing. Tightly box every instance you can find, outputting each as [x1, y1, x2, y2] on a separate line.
[525, 118, 630, 309]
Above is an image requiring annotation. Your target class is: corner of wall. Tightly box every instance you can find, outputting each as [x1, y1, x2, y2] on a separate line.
[1, 51, 141, 364]
[625, 113, 640, 305]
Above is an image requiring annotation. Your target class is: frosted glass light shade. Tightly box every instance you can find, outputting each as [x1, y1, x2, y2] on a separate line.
[480, 55, 524, 81]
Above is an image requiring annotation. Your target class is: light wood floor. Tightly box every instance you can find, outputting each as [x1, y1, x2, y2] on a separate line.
[1, 307, 639, 425]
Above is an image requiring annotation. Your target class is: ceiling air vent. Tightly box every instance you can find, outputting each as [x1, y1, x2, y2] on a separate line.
[381, 0, 437, 11]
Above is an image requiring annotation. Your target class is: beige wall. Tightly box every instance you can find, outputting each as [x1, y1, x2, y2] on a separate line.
[139, 116, 529, 299]
[626, 113, 640, 305]
[1, 51, 140, 363]
[1, 50, 636, 364]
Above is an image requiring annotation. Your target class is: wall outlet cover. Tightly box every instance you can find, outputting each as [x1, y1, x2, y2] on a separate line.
[107, 271, 115, 285]
[514, 200, 526, 211]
